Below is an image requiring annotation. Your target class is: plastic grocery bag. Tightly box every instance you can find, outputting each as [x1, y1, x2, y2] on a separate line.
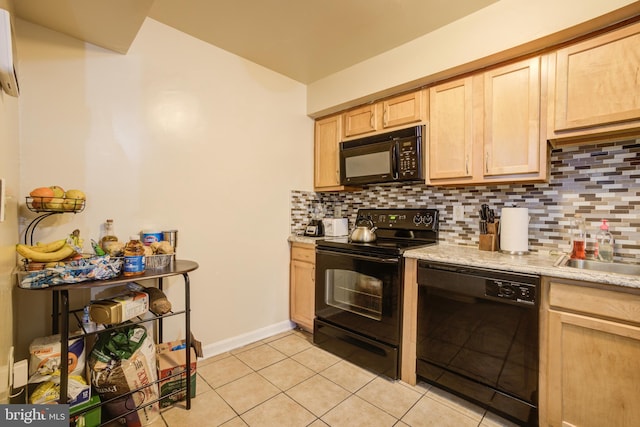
[28, 335, 86, 383]
[89, 324, 159, 427]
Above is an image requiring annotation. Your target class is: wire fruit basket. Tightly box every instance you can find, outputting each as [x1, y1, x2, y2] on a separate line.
[26, 196, 86, 213]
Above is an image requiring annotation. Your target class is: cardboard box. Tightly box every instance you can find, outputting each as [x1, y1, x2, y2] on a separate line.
[70, 394, 101, 427]
[70, 384, 91, 407]
[157, 340, 197, 407]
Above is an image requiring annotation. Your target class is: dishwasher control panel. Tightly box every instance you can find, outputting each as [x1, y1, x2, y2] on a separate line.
[485, 280, 536, 304]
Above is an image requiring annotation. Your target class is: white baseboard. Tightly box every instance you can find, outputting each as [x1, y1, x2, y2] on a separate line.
[200, 320, 297, 360]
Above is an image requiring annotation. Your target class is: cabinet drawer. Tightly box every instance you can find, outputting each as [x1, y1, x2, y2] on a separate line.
[291, 243, 315, 263]
[550, 281, 640, 324]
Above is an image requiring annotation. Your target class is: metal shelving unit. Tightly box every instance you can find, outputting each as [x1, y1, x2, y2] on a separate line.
[23, 260, 198, 425]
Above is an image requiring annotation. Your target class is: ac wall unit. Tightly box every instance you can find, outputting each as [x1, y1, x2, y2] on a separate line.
[0, 8, 18, 97]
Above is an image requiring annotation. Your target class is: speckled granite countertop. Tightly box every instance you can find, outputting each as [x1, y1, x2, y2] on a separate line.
[288, 234, 325, 245]
[405, 244, 640, 289]
[288, 235, 640, 290]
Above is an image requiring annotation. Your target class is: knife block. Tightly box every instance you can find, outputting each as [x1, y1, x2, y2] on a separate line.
[479, 221, 499, 251]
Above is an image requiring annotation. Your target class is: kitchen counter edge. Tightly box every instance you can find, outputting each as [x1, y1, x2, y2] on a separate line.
[288, 235, 639, 289]
[403, 243, 640, 290]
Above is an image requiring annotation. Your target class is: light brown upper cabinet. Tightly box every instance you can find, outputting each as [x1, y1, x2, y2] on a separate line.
[428, 57, 547, 186]
[484, 58, 542, 177]
[428, 77, 474, 180]
[343, 90, 427, 139]
[547, 21, 640, 146]
[314, 114, 343, 190]
[343, 104, 377, 138]
[314, 114, 360, 191]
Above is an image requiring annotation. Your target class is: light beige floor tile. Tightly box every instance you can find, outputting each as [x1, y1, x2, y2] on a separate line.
[240, 393, 316, 427]
[216, 372, 280, 414]
[291, 346, 341, 372]
[197, 354, 253, 389]
[321, 395, 397, 427]
[401, 395, 479, 427]
[219, 416, 248, 427]
[480, 411, 521, 427]
[291, 329, 314, 343]
[260, 329, 295, 344]
[413, 380, 433, 394]
[161, 389, 236, 427]
[258, 358, 315, 390]
[195, 372, 213, 395]
[356, 376, 423, 419]
[425, 386, 485, 422]
[307, 419, 330, 427]
[287, 374, 351, 417]
[234, 344, 287, 371]
[267, 333, 314, 356]
[319, 360, 376, 393]
[230, 340, 265, 355]
[198, 351, 232, 367]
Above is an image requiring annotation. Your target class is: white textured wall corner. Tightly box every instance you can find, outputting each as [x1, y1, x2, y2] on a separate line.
[15, 17, 313, 353]
[0, 65, 19, 405]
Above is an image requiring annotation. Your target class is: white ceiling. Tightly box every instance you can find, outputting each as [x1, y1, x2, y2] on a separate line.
[12, 0, 498, 84]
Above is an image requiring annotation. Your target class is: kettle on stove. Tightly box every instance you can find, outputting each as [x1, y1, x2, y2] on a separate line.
[350, 218, 377, 243]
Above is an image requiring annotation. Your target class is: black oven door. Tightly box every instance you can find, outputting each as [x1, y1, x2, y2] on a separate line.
[314, 248, 402, 345]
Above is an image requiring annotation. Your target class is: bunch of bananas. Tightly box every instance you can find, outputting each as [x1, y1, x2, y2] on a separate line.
[16, 235, 77, 263]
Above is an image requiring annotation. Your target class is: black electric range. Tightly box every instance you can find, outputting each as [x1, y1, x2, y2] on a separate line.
[316, 208, 439, 256]
[313, 208, 439, 379]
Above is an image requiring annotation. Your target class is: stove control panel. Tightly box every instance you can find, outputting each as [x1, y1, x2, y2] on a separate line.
[357, 209, 439, 231]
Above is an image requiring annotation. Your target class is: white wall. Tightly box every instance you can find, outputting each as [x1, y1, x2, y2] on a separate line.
[15, 17, 314, 357]
[0, 75, 19, 404]
[307, 0, 640, 116]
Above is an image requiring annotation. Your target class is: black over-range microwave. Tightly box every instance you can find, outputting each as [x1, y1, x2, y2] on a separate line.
[339, 125, 424, 186]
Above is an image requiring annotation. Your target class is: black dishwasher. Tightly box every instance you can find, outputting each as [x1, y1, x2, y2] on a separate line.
[416, 261, 539, 426]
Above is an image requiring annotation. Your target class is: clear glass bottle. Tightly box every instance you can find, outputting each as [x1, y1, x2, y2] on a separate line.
[99, 219, 119, 252]
[570, 214, 586, 260]
[123, 235, 146, 277]
[595, 219, 614, 262]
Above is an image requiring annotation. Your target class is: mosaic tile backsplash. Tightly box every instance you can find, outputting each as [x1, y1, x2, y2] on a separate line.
[291, 140, 640, 263]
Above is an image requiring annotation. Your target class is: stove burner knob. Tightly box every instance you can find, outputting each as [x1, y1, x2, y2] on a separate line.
[413, 215, 422, 225]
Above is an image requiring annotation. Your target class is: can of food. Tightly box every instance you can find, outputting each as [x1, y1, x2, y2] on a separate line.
[141, 230, 163, 246]
[163, 230, 178, 250]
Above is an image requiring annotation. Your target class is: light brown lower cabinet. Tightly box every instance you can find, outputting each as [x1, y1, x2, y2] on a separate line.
[289, 242, 315, 332]
[541, 278, 640, 427]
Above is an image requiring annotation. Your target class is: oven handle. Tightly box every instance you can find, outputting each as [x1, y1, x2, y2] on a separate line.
[316, 249, 399, 264]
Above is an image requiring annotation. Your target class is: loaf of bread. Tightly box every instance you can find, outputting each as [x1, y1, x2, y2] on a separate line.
[143, 286, 172, 315]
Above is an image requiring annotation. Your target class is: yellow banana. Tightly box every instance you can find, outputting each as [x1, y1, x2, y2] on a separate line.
[16, 243, 76, 262]
[33, 238, 67, 253]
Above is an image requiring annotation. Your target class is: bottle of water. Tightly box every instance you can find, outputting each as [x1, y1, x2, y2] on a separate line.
[123, 235, 146, 277]
[82, 306, 96, 333]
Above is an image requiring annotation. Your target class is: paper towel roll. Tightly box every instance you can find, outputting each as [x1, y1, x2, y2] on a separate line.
[500, 208, 529, 254]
